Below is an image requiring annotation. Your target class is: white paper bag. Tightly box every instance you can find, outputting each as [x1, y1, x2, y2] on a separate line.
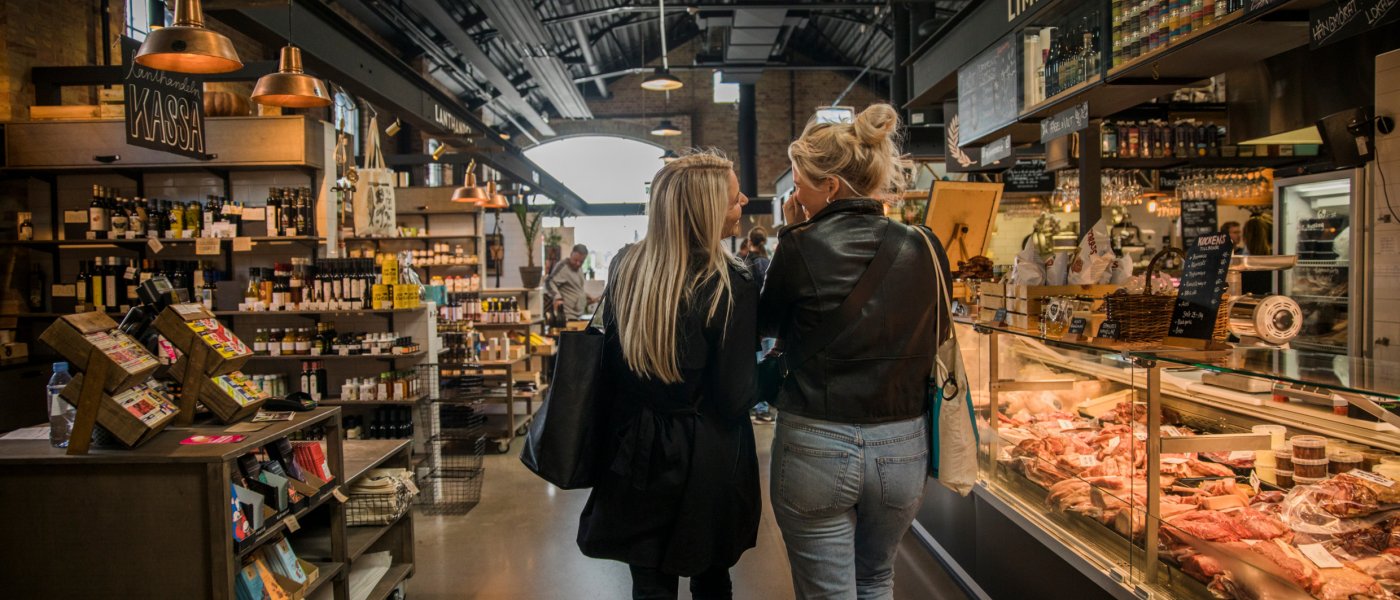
[352, 116, 397, 237]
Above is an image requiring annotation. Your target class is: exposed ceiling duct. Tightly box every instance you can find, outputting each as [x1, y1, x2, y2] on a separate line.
[724, 8, 788, 64]
[400, 0, 557, 137]
[475, 0, 593, 119]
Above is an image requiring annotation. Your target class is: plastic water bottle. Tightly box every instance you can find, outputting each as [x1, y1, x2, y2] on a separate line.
[47, 362, 74, 448]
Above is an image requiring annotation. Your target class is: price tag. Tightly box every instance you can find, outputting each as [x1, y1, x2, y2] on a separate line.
[282, 514, 301, 533]
[50, 284, 76, 298]
[1298, 543, 1344, 569]
[404, 478, 420, 496]
[233, 237, 253, 252]
[332, 487, 348, 503]
[1096, 321, 1119, 340]
[1107, 436, 1122, 452]
[1069, 317, 1089, 335]
[1134, 431, 1148, 441]
[993, 308, 1008, 324]
[147, 238, 165, 254]
[63, 211, 87, 224]
[1250, 470, 1262, 493]
[1077, 455, 1099, 468]
[195, 238, 220, 255]
[1057, 419, 1077, 431]
[1348, 470, 1397, 488]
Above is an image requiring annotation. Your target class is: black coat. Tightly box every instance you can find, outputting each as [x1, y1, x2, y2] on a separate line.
[758, 199, 951, 424]
[577, 261, 760, 576]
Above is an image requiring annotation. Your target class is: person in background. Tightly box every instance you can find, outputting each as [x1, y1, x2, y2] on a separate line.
[737, 238, 752, 260]
[1242, 213, 1275, 294]
[577, 151, 759, 600]
[1221, 221, 1244, 254]
[745, 226, 775, 423]
[760, 104, 950, 600]
[545, 244, 597, 320]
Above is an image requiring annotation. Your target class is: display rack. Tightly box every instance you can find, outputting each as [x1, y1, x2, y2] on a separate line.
[416, 376, 487, 515]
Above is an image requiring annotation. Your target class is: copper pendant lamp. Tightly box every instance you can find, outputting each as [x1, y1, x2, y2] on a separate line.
[252, 45, 332, 108]
[135, 0, 243, 74]
[480, 181, 509, 210]
[452, 161, 489, 204]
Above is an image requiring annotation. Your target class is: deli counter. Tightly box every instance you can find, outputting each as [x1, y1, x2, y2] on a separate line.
[914, 322, 1400, 600]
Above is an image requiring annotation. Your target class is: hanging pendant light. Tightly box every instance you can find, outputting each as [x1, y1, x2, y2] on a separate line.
[480, 181, 509, 210]
[640, 0, 683, 92]
[650, 120, 683, 137]
[452, 160, 489, 203]
[252, 45, 331, 108]
[660, 149, 680, 163]
[134, 0, 243, 74]
[642, 68, 683, 92]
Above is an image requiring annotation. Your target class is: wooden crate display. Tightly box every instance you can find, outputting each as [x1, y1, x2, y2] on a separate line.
[59, 374, 179, 447]
[154, 303, 252, 376]
[196, 371, 270, 423]
[39, 311, 160, 393]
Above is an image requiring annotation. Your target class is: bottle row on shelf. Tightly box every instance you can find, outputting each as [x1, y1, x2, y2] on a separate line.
[439, 328, 526, 364]
[1111, 0, 1250, 67]
[343, 409, 415, 440]
[438, 295, 525, 324]
[66, 256, 222, 314]
[338, 371, 423, 404]
[250, 325, 418, 357]
[1101, 118, 1228, 159]
[239, 258, 423, 313]
[1023, 9, 1103, 106]
[81, 185, 314, 241]
[344, 244, 479, 267]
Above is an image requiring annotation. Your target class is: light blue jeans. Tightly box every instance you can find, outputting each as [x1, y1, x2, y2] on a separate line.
[771, 411, 929, 600]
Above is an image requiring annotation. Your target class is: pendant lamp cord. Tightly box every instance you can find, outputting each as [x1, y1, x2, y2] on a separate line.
[658, 0, 669, 70]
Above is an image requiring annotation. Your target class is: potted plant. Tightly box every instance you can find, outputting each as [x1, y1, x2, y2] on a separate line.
[513, 196, 546, 289]
[544, 229, 563, 274]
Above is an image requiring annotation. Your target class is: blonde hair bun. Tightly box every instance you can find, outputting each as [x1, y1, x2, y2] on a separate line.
[853, 104, 899, 147]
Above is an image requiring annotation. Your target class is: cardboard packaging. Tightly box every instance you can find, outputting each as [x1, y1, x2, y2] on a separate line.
[59, 374, 179, 446]
[39, 311, 160, 393]
[154, 303, 252, 376]
[194, 371, 269, 423]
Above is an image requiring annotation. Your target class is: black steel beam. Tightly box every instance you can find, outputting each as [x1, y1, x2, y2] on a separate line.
[31, 62, 278, 104]
[543, 4, 884, 27]
[738, 84, 758, 198]
[208, 1, 589, 216]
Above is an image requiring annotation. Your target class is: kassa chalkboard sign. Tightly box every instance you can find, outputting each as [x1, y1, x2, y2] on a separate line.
[1180, 198, 1218, 248]
[1167, 233, 1235, 346]
[121, 36, 208, 160]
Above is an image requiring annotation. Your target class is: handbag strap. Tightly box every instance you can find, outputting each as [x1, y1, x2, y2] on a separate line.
[913, 227, 954, 347]
[786, 220, 907, 371]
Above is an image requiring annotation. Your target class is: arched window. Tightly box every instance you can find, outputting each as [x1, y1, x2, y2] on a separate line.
[333, 92, 361, 160]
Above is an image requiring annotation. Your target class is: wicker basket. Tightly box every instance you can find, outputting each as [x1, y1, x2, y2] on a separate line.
[1103, 248, 1184, 345]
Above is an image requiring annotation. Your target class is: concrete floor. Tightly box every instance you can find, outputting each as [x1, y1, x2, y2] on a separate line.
[408, 425, 971, 600]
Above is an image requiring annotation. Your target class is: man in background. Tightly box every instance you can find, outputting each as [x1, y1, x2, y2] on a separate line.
[1221, 221, 1244, 254]
[546, 244, 596, 320]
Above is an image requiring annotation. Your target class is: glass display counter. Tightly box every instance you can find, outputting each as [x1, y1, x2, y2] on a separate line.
[964, 322, 1400, 600]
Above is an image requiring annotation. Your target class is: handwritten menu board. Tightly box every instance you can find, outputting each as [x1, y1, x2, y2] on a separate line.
[1180, 198, 1218, 248]
[1003, 160, 1055, 193]
[956, 35, 1019, 145]
[121, 36, 207, 159]
[1167, 233, 1234, 343]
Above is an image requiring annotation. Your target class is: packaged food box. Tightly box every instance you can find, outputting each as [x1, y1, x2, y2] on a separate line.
[59, 373, 179, 446]
[40, 311, 160, 393]
[197, 370, 269, 423]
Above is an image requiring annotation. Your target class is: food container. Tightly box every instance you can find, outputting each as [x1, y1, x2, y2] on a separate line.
[1329, 451, 1364, 474]
[1291, 436, 1327, 460]
[1375, 462, 1400, 481]
[1274, 449, 1293, 471]
[1256, 465, 1277, 485]
[1294, 475, 1326, 487]
[1293, 457, 1330, 479]
[1275, 470, 1294, 488]
[1253, 424, 1287, 448]
[1361, 449, 1393, 472]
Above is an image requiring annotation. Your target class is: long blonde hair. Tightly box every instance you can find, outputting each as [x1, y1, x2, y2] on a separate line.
[788, 103, 911, 201]
[611, 150, 736, 383]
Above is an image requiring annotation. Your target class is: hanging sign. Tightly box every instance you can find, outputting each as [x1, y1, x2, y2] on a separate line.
[1002, 160, 1055, 193]
[1309, 0, 1400, 49]
[944, 100, 1012, 172]
[121, 37, 207, 160]
[1167, 233, 1235, 345]
[956, 35, 1019, 145]
[1040, 102, 1089, 144]
[1180, 199, 1219, 247]
[981, 136, 1013, 166]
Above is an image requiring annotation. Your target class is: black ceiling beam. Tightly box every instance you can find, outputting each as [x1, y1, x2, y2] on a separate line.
[209, 0, 590, 216]
[543, 3, 884, 27]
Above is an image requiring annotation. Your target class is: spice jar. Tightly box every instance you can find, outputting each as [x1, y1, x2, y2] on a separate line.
[1294, 475, 1325, 487]
[1329, 450, 1364, 474]
[1291, 436, 1327, 460]
[1274, 470, 1295, 488]
[1274, 448, 1293, 471]
[1293, 457, 1330, 479]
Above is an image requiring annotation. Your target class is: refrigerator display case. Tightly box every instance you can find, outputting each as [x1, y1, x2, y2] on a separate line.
[919, 322, 1400, 600]
[1275, 171, 1369, 356]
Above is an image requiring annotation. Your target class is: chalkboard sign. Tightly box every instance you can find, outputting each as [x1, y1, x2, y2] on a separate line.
[121, 36, 208, 160]
[1167, 233, 1235, 344]
[1310, 0, 1400, 49]
[1069, 317, 1089, 335]
[1003, 160, 1055, 193]
[956, 35, 1019, 145]
[1040, 102, 1089, 143]
[994, 308, 1009, 324]
[1158, 170, 1182, 191]
[1180, 199, 1218, 247]
[981, 135, 1012, 166]
[1097, 321, 1119, 340]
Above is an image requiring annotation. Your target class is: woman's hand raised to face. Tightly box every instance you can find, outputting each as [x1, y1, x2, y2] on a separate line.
[782, 195, 809, 227]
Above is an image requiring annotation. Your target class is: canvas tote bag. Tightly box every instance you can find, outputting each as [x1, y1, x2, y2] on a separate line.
[352, 116, 397, 237]
[915, 228, 979, 496]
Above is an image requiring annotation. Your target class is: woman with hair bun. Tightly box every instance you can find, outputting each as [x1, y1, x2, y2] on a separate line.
[759, 104, 952, 599]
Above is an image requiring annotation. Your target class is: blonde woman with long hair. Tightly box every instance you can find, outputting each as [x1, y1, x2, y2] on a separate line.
[577, 151, 760, 600]
[760, 104, 952, 599]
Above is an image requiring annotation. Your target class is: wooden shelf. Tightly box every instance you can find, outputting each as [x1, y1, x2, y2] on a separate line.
[466, 318, 544, 329]
[1106, 11, 1307, 85]
[213, 307, 421, 317]
[235, 487, 337, 560]
[344, 234, 479, 242]
[0, 236, 321, 248]
[342, 438, 410, 484]
[347, 511, 409, 563]
[367, 563, 413, 600]
[304, 562, 343, 599]
[319, 393, 427, 407]
[244, 350, 427, 362]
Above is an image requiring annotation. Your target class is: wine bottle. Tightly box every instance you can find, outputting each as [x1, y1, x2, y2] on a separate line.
[88, 185, 110, 238]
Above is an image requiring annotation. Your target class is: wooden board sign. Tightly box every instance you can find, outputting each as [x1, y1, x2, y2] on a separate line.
[121, 36, 208, 160]
[1167, 233, 1234, 346]
[1180, 198, 1218, 248]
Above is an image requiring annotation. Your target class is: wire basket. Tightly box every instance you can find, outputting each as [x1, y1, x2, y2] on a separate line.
[1104, 247, 1183, 345]
[345, 470, 417, 526]
[415, 373, 487, 514]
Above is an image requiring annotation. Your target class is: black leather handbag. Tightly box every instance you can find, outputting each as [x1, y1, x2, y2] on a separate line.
[521, 304, 607, 489]
[755, 227, 906, 405]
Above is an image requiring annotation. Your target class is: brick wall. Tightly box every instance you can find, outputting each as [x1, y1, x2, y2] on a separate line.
[553, 39, 887, 196]
[0, 0, 125, 121]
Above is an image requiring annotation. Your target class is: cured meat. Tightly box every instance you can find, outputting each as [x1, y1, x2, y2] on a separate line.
[1164, 510, 1251, 543]
[1350, 555, 1400, 590]
[1313, 567, 1389, 599]
[1248, 538, 1321, 594]
[1231, 508, 1294, 542]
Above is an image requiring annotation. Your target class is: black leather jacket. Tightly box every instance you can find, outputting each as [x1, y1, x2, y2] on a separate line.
[758, 199, 951, 424]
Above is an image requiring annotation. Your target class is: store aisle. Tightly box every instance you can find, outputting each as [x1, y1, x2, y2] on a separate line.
[409, 426, 971, 600]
